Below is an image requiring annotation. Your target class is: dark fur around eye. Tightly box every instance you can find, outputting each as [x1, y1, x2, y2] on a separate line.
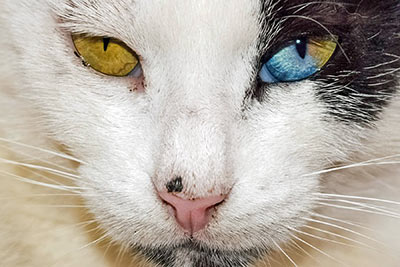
[254, 0, 400, 124]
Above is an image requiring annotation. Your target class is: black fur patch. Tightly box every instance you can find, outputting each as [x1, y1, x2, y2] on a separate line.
[257, 0, 400, 124]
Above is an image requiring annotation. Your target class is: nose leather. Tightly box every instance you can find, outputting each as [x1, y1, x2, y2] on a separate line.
[159, 192, 225, 234]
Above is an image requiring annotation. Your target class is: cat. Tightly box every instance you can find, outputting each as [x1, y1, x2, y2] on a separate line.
[1, 0, 400, 266]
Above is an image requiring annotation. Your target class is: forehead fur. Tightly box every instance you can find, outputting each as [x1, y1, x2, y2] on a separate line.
[56, 0, 260, 52]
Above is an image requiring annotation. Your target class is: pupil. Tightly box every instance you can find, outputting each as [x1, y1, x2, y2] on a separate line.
[295, 38, 307, 59]
[103, 38, 111, 52]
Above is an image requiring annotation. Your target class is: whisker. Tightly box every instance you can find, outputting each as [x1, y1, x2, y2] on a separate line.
[288, 1, 356, 13]
[289, 233, 349, 266]
[272, 239, 298, 267]
[0, 193, 82, 200]
[0, 143, 78, 174]
[51, 232, 109, 267]
[21, 166, 78, 190]
[303, 154, 400, 177]
[290, 226, 356, 248]
[102, 238, 115, 264]
[314, 193, 400, 206]
[305, 161, 400, 177]
[21, 204, 87, 208]
[303, 217, 384, 245]
[290, 239, 320, 265]
[0, 158, 82, 181]
[318, 198, 400, 217]
[308, 212, 375, 233]
[303, 225, 374, 249]
[116, 244, 130, 267]
[0, 170, 82, 193]
[0, 137, 85, 164]
[316, 202, 400, 219]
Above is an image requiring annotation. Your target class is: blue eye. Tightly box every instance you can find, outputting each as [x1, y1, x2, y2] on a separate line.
[259, 37, 337, 83]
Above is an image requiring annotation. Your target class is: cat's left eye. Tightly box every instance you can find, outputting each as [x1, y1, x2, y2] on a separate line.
[72, 35, 141, 77]
[259, 37, 337, 83]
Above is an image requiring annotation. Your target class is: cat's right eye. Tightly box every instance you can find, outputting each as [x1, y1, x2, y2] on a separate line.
[72, 35, 141, 77]
[259, 36, 337, 83]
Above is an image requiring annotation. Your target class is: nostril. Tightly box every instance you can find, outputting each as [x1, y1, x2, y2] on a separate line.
[158, 192, 226, 234]
[214, 199, 225, 207]
[166, 176, 184, 193]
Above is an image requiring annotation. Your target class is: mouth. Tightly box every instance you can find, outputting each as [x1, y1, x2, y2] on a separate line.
[137, 240, 264, 267]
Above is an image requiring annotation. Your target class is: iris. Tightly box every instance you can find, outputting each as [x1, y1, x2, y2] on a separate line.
[259, 37, 337, 83]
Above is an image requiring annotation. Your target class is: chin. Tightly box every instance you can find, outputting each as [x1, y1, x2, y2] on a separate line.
[138, 241, 263, 267]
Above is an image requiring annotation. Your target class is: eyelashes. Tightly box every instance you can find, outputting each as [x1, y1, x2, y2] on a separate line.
[258, 36, 338, 84]
[72, 34, 142, 77]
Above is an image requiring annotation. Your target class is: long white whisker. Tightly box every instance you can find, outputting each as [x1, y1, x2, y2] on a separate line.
[308, 212, 375, 232]
[316, 202, 400, 219]
[0, 137, 85, 164]
[0, 170, 83, 193]
[290, 233, 349, 266]
[290, 227, 355, 248]
[21, 166, 77, 190]
[0, 193, 81, 200]
[0, 158, 81, 181]
[314, 193, 400, 206]
[290, 239, 320, 265]
[318, 198, 400, 217]
[303, 217, 384, 245]
[0, 143, 78, 174]
[272, 239, 298, 267]
[305, 161, 400, 177]
[303, 154, 400, 177]
[303, 225, 375, 249]
[23, 204, 87, 208]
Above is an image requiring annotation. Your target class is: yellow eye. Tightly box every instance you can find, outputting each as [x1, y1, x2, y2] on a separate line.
[72, 35, 139, 77]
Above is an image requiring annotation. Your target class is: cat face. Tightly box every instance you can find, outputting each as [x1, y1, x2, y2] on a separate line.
[3, 0, 400, 266]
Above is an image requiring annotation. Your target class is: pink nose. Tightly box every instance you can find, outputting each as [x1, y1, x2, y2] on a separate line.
[159, 192, 225, 234]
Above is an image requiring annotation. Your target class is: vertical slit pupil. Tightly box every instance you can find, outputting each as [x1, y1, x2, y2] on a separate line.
[296, 38, 307, 59]
[103, 38, 111, 52]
